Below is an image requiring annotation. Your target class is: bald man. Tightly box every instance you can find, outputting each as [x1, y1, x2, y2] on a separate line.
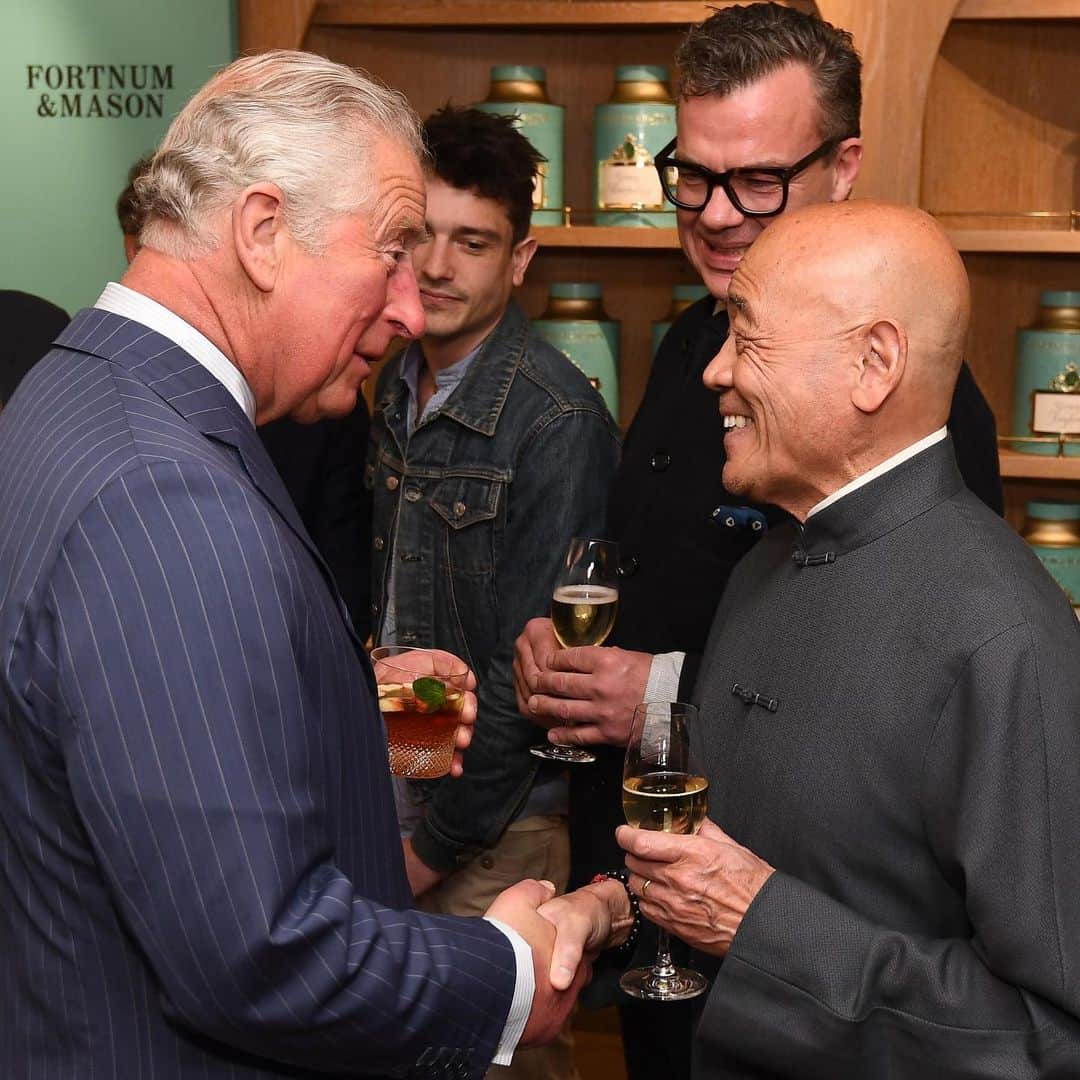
[614, 202, 1080, 1078]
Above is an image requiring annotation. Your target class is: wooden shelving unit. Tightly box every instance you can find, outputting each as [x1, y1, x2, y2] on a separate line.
[947, 230, 1080, 254]
[311, 2, 758, 28]
[999, 450, 1080, 481]
[237, 0, 1080, 517]
[924, 11, 1080, 519]
[954, 0, 1080, 18]
[532, 226, 681, 250]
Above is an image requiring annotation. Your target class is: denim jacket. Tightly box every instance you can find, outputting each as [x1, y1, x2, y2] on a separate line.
[367, 300, 621, 872]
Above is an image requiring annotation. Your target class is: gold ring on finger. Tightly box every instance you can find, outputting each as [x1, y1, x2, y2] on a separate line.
[640, 878, 652, 896]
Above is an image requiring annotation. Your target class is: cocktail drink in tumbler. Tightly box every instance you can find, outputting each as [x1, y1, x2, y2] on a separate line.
[371, 647, 467, 779]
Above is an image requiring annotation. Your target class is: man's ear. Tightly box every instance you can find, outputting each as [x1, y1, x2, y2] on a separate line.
[233, 183, 288, 293]
[830, 137, 863, 202]
[852, 319, 905, 414]
[510, 235, 538, 288]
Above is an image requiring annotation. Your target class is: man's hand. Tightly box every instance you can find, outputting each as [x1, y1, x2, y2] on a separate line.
[513, 618, 560, 716]
[537, 878, 634, 988]
[512, 618, 651, 748]
[617, 820, 775, 957]
[372, 647, 478, 777]
[401, 838, 446, 898]
[486, 880, 592, 1048]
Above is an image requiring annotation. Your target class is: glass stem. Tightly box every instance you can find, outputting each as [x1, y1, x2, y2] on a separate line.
[653, 927, 676, 979]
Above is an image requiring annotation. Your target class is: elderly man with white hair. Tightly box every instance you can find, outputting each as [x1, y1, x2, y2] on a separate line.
[0, 51, 630, 1079]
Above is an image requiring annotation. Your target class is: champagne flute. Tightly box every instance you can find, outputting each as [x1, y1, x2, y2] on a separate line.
[619, 700, 709, 1001]
[529, 537, 619, 764]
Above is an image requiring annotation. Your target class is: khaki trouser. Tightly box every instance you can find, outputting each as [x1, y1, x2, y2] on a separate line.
[417, 815, 581, 1080]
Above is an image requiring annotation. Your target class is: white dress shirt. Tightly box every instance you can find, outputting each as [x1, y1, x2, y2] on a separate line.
[95, 282, 257, 423]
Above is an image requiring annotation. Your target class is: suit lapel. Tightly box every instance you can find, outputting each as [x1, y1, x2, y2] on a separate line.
[58, 309, 361, 643]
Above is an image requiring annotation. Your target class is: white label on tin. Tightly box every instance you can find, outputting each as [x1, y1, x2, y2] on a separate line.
[598, 162, 663, 210]
[533, 162, 546, 209]
[1032, 391, 1080, 434]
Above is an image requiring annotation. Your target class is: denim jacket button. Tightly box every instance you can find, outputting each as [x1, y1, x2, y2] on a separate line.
[373, 536, 385, 550]
[385, 475, 399, 491]
[453, 501, 466, 518]
[404, 487, 422, 502]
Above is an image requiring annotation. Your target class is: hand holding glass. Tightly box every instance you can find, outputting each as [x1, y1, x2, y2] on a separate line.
[529, 537, 619, 764]
[620, 700, 709, 1001]
[372, 646, 468, 778]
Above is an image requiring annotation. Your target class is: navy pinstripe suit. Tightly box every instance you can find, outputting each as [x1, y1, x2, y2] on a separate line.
[0, 309, 516, 1077]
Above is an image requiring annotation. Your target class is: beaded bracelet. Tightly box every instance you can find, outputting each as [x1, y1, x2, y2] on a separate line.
[589, 868, 641, 956]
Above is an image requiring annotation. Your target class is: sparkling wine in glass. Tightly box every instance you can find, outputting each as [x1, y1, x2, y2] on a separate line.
[619, 700, 709, 1001]
[530, 537, 619, 764]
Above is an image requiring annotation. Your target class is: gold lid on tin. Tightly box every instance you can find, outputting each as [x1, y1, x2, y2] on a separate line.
[485, 65, 551, 104]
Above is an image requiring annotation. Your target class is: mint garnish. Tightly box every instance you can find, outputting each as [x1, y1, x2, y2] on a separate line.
[412, 676, 447, 711]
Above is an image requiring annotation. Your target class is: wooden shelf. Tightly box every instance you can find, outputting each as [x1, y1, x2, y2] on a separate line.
[999, 449, 1080, 480]
[312, 2, 810, 28]
[530, 227, 1080, 254]
[532, 226, 681, 250]
[954, 0, 1080, 18]
[946, 229, 1080, 253]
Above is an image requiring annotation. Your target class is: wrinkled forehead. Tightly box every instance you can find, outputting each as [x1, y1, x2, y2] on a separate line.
[368, 139, 427, 240]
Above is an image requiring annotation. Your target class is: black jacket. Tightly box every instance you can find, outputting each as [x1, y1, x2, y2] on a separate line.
[259, 403, 373, 640]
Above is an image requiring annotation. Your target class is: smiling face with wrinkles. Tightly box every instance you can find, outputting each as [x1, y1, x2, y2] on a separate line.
[702, 201, 970, 519]
[705, 245, 848, 516]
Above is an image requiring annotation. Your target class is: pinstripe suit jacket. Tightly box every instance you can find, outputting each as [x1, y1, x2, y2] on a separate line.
[0, 308, 516, 1078]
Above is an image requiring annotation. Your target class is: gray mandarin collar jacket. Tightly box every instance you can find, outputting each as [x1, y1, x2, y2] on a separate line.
[691, 436, 1080, 1079]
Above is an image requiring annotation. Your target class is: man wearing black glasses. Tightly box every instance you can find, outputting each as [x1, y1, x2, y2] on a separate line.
[514, 5, 1003, 1079]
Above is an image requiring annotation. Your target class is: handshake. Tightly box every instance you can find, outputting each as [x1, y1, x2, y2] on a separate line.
[484, 871, 635, 1049]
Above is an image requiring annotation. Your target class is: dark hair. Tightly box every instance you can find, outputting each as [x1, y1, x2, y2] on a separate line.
[116, 154, 153, 237]
[423, 105, 543, 244]
[676, 2, 861, 143]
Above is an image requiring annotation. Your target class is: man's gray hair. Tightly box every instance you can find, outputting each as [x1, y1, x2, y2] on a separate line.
[137, 50, 425, 259]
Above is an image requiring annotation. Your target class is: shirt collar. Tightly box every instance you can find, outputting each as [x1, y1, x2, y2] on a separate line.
[94, 282, 256, 424]
[400, 337, 485, 432]
[806, 427, 948, 520]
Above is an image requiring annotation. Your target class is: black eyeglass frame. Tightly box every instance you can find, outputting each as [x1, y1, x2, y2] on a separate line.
[654, 136, 845, 217]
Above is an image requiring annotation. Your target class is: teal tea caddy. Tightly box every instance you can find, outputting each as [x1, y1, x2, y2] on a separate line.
[533, 283, 620, 423]
[1021, 500, 1080, 612]
[1011, 291, 1080, 457]
[593, 66, 677, 228]
[651, 283, 711, 356]
[475, 65, 564, 227]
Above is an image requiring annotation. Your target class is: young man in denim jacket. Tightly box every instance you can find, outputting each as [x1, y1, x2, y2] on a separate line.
[367, 106, 620, 1080]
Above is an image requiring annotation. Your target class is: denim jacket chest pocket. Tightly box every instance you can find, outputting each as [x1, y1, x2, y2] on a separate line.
[428, 473, 506, 579]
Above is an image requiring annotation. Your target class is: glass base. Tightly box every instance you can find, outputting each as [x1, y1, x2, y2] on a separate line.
[529, 742, 596, 764]
[619, 964, 708, 1002]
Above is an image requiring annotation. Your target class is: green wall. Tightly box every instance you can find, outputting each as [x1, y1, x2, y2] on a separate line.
[1, 0, 236, 316]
